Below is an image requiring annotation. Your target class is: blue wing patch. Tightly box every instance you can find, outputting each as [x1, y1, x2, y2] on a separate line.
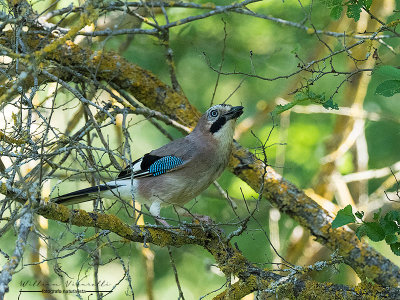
[148, 156, 184, 176]
[117, 154, 184, 179]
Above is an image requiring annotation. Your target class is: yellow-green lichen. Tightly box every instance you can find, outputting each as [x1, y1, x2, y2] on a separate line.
[0, 182, 7, 195]
[146, 227, 174, 247]
[219, 250, 248, 276]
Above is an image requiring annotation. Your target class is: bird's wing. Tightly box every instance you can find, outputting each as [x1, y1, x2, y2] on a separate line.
[117, 137, 195, 180]
[117, 154, 185, 179]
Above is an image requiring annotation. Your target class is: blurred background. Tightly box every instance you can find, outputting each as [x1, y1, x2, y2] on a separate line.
[1, 0, 400, 299]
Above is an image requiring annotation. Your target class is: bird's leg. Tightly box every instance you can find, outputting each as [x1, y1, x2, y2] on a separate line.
[155, 218, 170, 227]
[190, 213, 215, 225]
[149, 201, 170, 227]
[174, 207, 215, 225]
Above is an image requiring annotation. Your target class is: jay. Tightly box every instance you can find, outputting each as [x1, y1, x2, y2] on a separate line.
[53, 104, 243, 223]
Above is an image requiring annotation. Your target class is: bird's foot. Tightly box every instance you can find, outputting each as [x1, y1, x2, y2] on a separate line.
[155, 217, 170, 227]
[191, 213, 214, 225]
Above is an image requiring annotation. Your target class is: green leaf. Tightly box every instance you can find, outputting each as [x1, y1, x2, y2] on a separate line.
[361, 0, 372, 10]
[375, 80, 400, 97]
[355, 211, 364, 220]
[374, 66, 400, 80]
[385, 234, 398, 245]
[373, 208, 382, 221]
[380, 219, 399, 235]
[356, 224, 367, 240]
[330, 5, 343, 19]
[322, 98, 339, 110]
[384, 211, 400, 223]
[364, 222, 385, 242]
[346, 4, 362, 21]
[272, 90, 339, 116]
[390, 243, 400, 256]
[332, 205, 356, 229]
[294, 92, 308, 101]
[305, 91, 326, 103]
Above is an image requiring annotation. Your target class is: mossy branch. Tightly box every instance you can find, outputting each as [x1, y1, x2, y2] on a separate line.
[5, 192, 400, 299]
[228, 142, 400, 287]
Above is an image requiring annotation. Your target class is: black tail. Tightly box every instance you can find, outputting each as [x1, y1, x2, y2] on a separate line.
[53, 185, 111, 205]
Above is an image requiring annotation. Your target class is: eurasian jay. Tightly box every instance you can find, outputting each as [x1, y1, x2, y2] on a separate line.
[53, 104, 243, 223]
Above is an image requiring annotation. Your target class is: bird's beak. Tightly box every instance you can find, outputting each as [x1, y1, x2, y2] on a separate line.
[225, 106, 244, 120]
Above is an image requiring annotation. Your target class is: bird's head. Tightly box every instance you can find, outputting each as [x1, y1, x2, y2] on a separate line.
[193, 104, 244, 142]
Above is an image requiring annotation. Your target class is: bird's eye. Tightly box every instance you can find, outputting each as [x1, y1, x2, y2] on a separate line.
[209, 110, 219, 118]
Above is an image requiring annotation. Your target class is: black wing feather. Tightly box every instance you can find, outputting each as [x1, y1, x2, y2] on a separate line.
[116, 154, 183, 180]
[141, 154, 163, 170]
[116, 157, 143, 180]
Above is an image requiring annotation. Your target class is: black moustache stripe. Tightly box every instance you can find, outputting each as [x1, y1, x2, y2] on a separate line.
[210, 116, 227, 134]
